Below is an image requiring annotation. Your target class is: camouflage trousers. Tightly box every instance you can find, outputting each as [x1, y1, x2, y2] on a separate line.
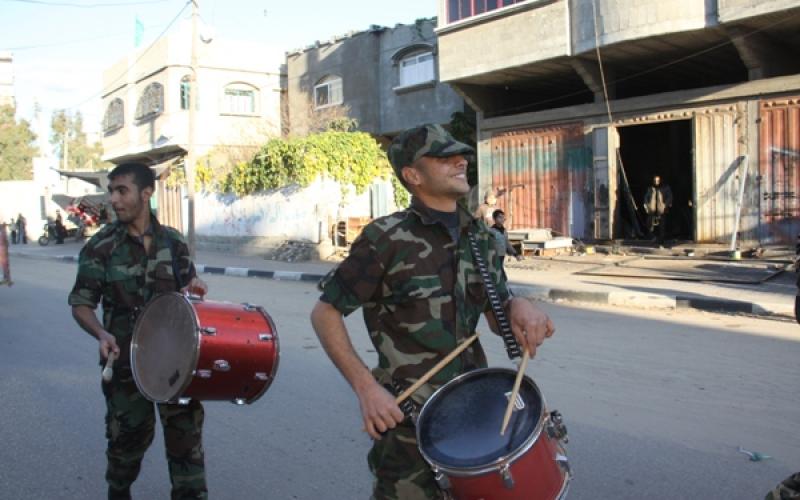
[765, 472, 800, 500]
[102, 367, 207, 500]
[367, 422, 443, 500]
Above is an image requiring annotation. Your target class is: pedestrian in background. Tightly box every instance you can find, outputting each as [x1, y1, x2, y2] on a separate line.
[643, 175, 673, 245]
[490, 209, 522, 272]
[0, 221, 10, 285]
[15, 213, 27, 244]
[474, 190, 498, 227]
[9, 218, 17, 244]
[54, 210, 66, 244]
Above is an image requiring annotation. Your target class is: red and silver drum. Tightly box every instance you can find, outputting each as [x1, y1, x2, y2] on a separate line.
[416, 368, 570, 500]
[131, 292, 279, 405]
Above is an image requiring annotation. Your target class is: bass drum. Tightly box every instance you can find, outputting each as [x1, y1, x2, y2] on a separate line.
[131, 292, 279, 405]
[417, 368, 570, 500]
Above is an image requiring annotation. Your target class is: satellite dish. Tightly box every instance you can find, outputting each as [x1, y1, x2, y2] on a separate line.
[200, 22, 215, 44]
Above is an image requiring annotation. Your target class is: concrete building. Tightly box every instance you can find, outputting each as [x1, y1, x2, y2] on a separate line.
[101, 23, 284, 168]
[286, 19, 466, 139]
[0, 52, 14, 108]
[436, 0, 800, 245]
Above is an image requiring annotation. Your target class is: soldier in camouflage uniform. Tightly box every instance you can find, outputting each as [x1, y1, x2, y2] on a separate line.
[766, 473, 800, 500]
[69, 163, 209, 500]
[310, 124, 555, 499]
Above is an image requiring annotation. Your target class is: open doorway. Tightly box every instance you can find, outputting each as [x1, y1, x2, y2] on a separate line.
[615, 120, 694, 242]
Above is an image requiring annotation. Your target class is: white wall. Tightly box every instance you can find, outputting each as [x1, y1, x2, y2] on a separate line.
[194, 177, 394, 242]
[0, 181, 46, 240]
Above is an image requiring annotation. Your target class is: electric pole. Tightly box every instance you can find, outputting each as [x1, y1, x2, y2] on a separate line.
[186, 0, 199, 257]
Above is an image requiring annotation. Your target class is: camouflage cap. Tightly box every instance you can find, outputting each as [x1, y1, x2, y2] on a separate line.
[388, 124, 474, 177]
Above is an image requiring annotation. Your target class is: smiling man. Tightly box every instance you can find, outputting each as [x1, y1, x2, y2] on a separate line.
[310, 124, 555, 499]
[68, 162, 209, 500]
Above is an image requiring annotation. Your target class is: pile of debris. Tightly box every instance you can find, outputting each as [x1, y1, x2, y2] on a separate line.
[509, 228, 576, 257]
[263, 240, 315, 262]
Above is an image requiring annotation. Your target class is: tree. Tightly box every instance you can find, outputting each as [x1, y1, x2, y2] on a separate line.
[0, 105, 38, 181]
[50, 110, 109, 171]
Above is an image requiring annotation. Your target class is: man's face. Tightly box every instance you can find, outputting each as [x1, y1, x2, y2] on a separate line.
[406, 154, 470, 199]
[108, 174, 149, 223]
[654, 176, 661, 186]
[494, 213, 506, 225]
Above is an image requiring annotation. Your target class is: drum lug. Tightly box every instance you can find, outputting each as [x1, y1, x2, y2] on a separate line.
[242, 303, 257, 312]
[213, 359, 231, 372]
[258, 333, 273, 341]
[201, 326, 217, 336]
[232, 398, 247, 405]
[556, 452, 571, 476]
[254, 372, 269, 381]
[432, 468, 450, 491]
[196, 369, 212, 379]
[177, 397, 191, 405]
[500, 463, 515, 489]
[547, 410, 569, 443]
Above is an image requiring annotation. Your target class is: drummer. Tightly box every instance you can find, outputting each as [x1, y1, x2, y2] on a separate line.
[310, 124, 555, 499]
[68, 162, 210, 500]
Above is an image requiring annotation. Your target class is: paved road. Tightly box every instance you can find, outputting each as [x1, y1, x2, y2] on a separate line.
[1, 257, 798, 499]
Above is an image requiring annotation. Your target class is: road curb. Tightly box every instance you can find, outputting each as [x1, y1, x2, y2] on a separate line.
[11, 250, 791, 319]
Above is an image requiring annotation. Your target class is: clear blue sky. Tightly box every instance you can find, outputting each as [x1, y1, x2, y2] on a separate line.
[0, 0, 437, 145]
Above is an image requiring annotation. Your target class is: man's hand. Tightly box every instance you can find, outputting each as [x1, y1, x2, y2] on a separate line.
[356, 381, 405, 440]
[181, 276, 208, 297]
[507, 297, 554, 357]
[98, 330, 120, 361]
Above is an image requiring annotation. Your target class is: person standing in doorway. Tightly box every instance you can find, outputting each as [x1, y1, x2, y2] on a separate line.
[490, 209, 522, 272]
[69, 162, 210, 499]
[643, 175, 673, 245]
[9, 218, 17, 244]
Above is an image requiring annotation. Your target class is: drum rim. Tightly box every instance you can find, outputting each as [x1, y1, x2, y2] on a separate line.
[245, 304, 280, 404]
[131, 292, 201, 403]
[416, 367, 547, 477]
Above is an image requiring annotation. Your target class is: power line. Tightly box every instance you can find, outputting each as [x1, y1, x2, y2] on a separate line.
[2, 0, 171, 7]
[61, 0, 191, 112]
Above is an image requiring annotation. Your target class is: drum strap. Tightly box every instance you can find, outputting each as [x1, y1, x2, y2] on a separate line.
[168, 237, 184, 291]
[467, 230, 521, 360]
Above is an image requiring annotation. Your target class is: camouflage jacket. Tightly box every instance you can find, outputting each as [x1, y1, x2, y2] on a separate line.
[68, 213, 196, 367]
[318, 196, 511, 405]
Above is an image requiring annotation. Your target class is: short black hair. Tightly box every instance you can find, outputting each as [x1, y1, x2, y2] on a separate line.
[108, 162, 155, 192]
[492, 209, 505, 219]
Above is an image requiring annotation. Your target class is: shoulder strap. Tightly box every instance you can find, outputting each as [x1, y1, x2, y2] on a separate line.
[167, 235, 184, 291]
[467, 230, 521, 360]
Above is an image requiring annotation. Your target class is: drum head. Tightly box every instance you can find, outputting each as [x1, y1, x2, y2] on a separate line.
[131, 293, 200, 402]
[417, 368, 543, 469]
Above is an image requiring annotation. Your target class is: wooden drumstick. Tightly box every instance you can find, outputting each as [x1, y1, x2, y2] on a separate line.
[394, 332, 480, 406]
[102, 351, 117, 383]
[500, 347, 530, 436]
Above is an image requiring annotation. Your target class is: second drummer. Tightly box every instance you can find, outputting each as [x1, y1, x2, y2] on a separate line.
[68, 162, 210, 500]
[310, 124, 555, 499]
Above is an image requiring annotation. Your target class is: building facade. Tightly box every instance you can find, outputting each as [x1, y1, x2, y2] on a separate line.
[285, 19, 466, 139]
[101, 24, 284, 167]
[437, 0, 800, 245]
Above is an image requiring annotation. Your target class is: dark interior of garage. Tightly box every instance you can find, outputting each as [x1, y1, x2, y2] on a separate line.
[616, 120, 694, 242]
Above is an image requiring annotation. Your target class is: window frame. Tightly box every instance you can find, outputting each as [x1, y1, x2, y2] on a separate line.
[398, 50, 436, 89]
[102, 97, 124, 134]
[135, 82, 164, 121]
[314, 75, 343, 109]
[221, 82, 259, 116]
[446, 0, 532, 24]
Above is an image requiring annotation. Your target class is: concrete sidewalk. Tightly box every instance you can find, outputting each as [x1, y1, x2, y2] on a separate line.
[7, 240, 797, 320]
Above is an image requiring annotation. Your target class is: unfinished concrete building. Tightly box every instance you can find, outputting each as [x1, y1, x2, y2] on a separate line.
[437, 0, 800, 245]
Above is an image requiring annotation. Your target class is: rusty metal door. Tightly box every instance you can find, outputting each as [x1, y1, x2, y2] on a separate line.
[487, 124, 590, 237]
[759, 98, 800, 244]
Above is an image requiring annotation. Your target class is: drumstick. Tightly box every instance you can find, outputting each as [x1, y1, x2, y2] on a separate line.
[394, 332, 480, 406]
[102, 351, 117, 383]
[500, 347, 529, 436]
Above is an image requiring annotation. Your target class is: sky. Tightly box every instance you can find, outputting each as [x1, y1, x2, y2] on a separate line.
[0, 0, 438, 153]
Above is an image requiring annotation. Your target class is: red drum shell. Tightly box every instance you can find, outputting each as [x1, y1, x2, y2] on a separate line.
[131, 293, 279, 404]
[416, 368, 569, 500]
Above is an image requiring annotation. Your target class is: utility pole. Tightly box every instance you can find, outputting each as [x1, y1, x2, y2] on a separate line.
[186, 0, 199, 257]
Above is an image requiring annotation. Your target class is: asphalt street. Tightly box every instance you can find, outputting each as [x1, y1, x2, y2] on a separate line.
[1, 257, 798, 499]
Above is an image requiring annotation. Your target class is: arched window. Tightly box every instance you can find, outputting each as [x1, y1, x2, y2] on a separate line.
[135, 82, 164, 120]
[314, 75, 343, 109]
[103, 98, 124, 134]
[222, 82, 258, 115]
[399, 51, 435, 87]
[180, 75, 191, 110]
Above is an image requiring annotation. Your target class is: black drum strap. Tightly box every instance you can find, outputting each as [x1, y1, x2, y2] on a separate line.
[168, 237, 184, 291]
[467, 230, 521, 360]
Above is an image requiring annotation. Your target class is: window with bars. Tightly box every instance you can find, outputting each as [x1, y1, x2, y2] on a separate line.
[135, 82, 163, 121]
[399, 51, 435, 88]
[314, 75, 343, 109]
[222, 83, 257, 115]
[447, 0, 524, 23]
[103, 97, 124, 134]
